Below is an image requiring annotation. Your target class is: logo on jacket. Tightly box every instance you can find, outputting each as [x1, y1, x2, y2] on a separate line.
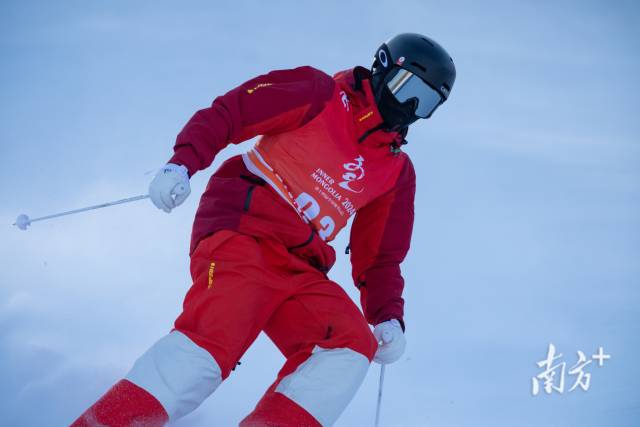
[247, 82, 273, 94]
[338, 155, 365, 193]
[340, 91, 350, 111]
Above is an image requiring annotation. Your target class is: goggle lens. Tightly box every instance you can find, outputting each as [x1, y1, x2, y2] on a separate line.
[387, 68, 443, 118]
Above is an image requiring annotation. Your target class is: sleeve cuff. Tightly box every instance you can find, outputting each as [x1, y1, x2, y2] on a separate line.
[168, 149, 199, 177]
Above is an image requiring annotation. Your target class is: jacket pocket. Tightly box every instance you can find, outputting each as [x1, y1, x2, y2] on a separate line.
[243, 185, 256, 212]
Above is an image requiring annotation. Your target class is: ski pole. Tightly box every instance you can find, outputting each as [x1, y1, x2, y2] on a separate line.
[374, 327, 393, 427]
[13, 194, 150, 230]
[374, 364, 386, 427]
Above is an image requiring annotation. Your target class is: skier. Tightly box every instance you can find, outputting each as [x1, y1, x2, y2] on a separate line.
[72, 33, 456, 427]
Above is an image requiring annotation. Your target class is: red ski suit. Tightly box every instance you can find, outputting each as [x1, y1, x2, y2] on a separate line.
[170, 65, 415, 329]
[72, 66, 415, 427]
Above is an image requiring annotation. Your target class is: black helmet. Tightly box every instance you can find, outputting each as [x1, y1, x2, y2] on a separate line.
[371, 33, 456, 128]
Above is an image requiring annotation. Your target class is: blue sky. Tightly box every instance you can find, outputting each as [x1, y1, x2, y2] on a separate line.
[1, 1, 639, 426]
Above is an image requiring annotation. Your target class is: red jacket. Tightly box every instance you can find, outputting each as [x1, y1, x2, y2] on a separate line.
[168, 66, 415, 328]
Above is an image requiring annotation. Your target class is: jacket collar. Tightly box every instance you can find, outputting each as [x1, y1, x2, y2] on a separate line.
[333, 66, 406, 149]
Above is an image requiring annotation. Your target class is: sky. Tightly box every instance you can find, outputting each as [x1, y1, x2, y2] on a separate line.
[1, 0, 639, 426]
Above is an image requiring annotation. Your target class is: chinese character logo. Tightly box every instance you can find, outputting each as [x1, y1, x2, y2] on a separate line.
[338, 155, 365, 193]
[532, 343, 611, 396]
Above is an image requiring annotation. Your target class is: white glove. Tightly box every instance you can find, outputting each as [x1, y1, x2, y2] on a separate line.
[373, 319, 406, 364]
[149, 163, 191, 213]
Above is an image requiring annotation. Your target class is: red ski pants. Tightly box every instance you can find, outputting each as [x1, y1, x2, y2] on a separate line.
[176, 230, 377, 375]
[72, 230, 377, 426]
[179, 230, 377, 425]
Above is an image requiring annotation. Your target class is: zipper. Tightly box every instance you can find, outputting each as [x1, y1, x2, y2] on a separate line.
[357, 123, 386, 144]
[243, 186, 255, 212]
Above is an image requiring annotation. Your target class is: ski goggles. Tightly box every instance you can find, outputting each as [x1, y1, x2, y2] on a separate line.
[386, 68, 444, 118]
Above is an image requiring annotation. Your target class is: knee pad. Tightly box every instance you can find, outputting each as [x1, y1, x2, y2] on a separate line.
[126, 331, 222, 420]
[275, 345, 370, 426]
